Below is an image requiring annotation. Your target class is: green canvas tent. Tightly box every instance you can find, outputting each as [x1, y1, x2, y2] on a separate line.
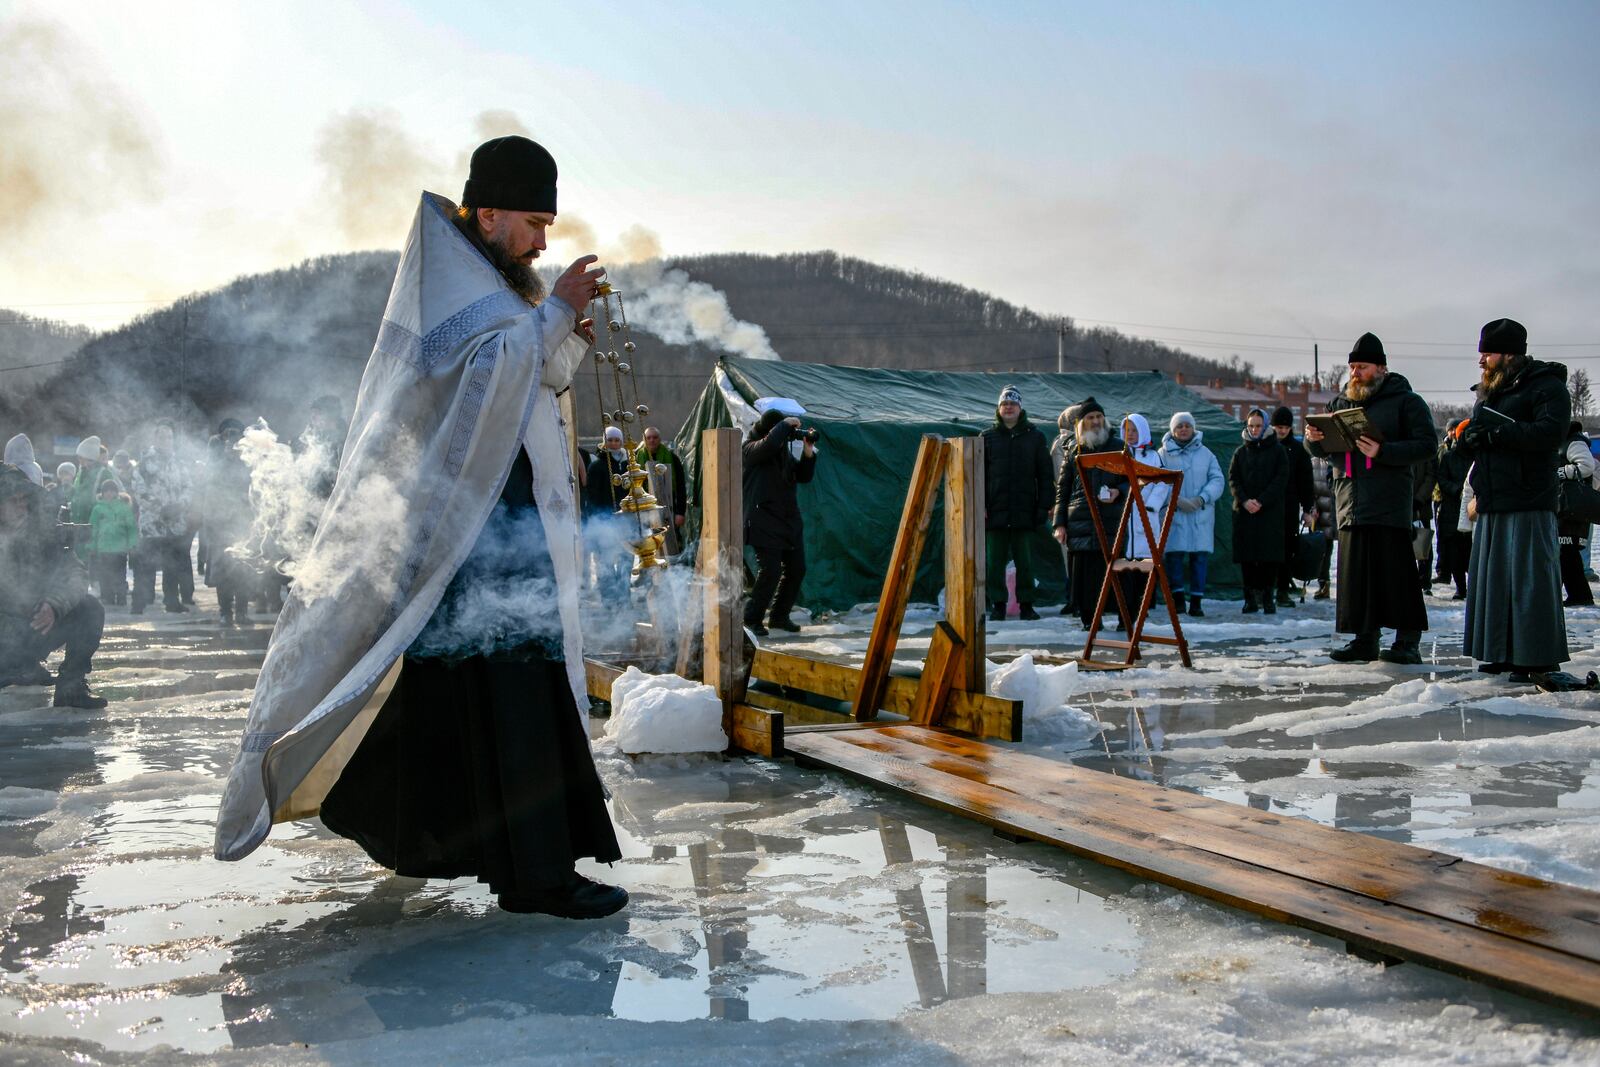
[674, 356, 1247, 613]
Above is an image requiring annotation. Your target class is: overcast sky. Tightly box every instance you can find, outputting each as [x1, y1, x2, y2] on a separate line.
[3, 0, 1596, 402]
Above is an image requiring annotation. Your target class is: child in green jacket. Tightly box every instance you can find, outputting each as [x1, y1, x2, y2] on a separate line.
[89, 478, 138, 606]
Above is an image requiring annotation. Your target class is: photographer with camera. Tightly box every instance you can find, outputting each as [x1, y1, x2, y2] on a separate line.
[0, 463, 107, 708]
[742, 403, 817, 636]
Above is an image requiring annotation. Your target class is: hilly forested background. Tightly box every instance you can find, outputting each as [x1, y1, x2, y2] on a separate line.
[0, 251, 1254, 457]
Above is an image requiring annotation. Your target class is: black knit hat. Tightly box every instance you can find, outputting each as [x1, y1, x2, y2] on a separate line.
[1270, 405, 1295, 428]
[1348, 332, 1387, 366]
[1079, 396, 1105, 418]
[462, 136, 558, 213]
[1478, 318, 1527, 356]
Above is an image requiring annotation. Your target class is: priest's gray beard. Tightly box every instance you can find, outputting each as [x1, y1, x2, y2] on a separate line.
[1345, 370, 1386, 402]
[482, 233, 547, 305]
[1077, 423, 1110, 449]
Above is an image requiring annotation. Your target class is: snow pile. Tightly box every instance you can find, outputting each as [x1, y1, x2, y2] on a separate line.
[604, 666, 727, 755]
[988, 653, 1080, 716]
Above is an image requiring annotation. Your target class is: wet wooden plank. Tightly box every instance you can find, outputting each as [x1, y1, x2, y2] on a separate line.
[584, 658, 623, 701]
[785, 725, 1600, 1015]
[859, 727, 1600, 962]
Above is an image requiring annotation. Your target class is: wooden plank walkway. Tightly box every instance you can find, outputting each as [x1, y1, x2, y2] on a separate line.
[785, 723, 1600, 1015]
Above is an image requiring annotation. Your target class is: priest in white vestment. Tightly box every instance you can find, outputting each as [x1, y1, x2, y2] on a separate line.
[214, 135, 627, 918]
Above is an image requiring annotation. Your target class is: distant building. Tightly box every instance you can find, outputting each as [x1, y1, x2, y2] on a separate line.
[1176, 373, 1336, 425]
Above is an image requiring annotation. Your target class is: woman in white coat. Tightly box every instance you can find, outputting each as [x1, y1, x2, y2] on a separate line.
[1157, 412, 1225, 617]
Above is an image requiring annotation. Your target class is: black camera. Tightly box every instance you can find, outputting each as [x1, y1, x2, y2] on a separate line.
[801, 428, 820, 444]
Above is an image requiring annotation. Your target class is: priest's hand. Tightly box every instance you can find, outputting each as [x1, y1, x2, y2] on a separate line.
[576, 317, 596, 345]
[1355, 435, 1382, 459]
[553, 255, 606, 310]
[31, 602, 55, 635]
[1303, 424, 1324, 444]
[1052, 525, 1068, 544]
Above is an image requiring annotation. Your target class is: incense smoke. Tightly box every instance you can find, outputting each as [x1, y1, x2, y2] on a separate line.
[612, 259, 781, 361]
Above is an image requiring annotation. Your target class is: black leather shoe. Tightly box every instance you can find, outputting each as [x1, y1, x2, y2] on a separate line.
[1018, 604, 1041, 621]
[498, 873, 628, 918]
[1275, 590, 1295, 608]
[53, 679, 108, 710]
[1476, 662, 1508, 674]
[746, 623, 768, 637]
[769, 618, 801, 633]
[1380, 642, 1421, 665]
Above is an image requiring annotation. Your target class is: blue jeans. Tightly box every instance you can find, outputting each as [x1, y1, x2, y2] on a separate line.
[1164, 551, 1209, 596]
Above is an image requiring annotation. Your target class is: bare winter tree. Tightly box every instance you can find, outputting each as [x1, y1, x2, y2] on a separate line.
[1570, 367, 1593, 417]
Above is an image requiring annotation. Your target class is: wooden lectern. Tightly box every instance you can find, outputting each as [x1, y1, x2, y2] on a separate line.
[1075, 450, 1192, 669]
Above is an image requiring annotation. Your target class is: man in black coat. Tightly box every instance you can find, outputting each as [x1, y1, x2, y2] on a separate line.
[742, 408, 817, 635]
[982, 386, 1054, 622]
[1305, 333, 1437, 663]
[0, 464, 107, 708]
[1459, 318, 1577, 687]
[1052, 397, 1128, 627]
[1270, 406, 1316, 607]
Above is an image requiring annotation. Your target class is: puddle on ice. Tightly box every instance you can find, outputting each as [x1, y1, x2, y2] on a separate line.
[2, 604, 1599, 1063]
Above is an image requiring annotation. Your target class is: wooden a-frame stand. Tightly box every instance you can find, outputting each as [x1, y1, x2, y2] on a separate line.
[1077, 450, 1192, 669]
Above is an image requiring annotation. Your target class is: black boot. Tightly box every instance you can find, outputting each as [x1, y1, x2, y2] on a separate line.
[1187, 595, 1204, 618]
[1263, 589, 1277, 615]
[1451, 581, 1467, 601]
[769, 616, 801, 633]
[498, 871, 628, 918]
[990, 602, 1007, 623]
[1329, 632, 1380, 663]
[1275, 587, 1295, 608]
[1018, 603, 1041, 621]
[1380, 631, 1422, 665]
[1242, 589, 1260, 614]
[53, 677, 108, 710]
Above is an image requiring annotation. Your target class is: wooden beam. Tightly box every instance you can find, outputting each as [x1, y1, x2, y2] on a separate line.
[942, 436, 985, 691]
[729, 703, 783, 757]
[853, 434, 948, 721]
[584, 657, 623, 701]
[910, 621, 964, 727]
[698, 427, 744, 739]
[751, 647, 1021, 741]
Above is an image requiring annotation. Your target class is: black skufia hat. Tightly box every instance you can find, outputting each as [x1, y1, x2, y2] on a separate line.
[1478, 318, 1527, 356]
[462, 136, 557, 213]
[1348, 332, 1387, 366]
[1078, 396, 1105, 418]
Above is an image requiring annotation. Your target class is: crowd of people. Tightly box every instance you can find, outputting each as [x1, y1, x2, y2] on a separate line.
[984, 319, 1597, 690]
[5, 315, 1597, 709]
[0, 399, 347, 706]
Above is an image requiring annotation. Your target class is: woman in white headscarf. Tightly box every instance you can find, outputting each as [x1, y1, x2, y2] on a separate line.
[1119, 414, 1170, 559]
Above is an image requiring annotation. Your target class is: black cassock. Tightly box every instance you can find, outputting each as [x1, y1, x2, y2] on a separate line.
[321, 449, 621, 895]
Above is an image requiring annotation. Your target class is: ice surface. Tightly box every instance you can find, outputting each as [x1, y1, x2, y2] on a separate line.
[605, 666, 728, 754]
[2, 599, 1599, 1062]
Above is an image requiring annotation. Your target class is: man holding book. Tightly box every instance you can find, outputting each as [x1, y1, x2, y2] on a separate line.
[1304, 333, 1437, 663]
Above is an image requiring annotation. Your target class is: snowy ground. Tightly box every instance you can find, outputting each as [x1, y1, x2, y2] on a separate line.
[2, 587, 1599, 1065]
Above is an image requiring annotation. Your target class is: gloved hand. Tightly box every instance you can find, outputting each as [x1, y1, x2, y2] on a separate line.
[1174, 496, 1200, 513]
[1460, 424, 1500, 454]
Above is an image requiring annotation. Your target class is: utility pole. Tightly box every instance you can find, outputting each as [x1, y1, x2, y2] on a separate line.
[180, 303, 188, 410]
[1313, 343, 1319, 389]
[1056, 322, 1066, 374]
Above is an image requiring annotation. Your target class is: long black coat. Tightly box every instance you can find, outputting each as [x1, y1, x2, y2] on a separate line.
[1050, 433, 1128, 553]
[1306, 371, 1437, 529]
[1279, 433, 1316, 531]
[981, 414, 1054, 530]
[584, 450, 630, 516]
[742, 421, 816, 551]
[1229, 434, 1288, 564]
[1465, 359, 1571, 515]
